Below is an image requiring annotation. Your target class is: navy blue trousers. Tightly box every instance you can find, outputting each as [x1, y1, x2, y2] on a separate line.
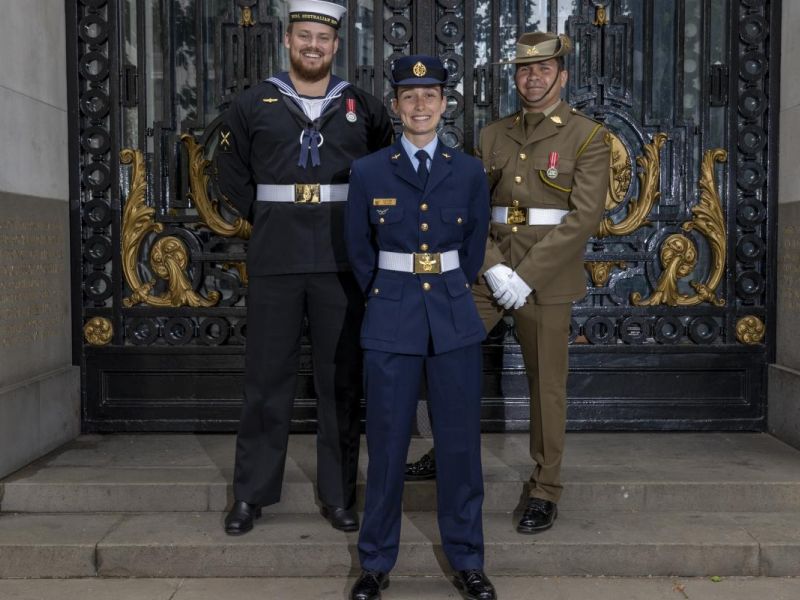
[358, 343, 485, 573]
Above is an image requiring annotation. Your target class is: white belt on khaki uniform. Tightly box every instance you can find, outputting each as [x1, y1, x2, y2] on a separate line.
[491, 206, 568, 225]
[378, 250, 459, 275]
[256, 183, 349, 203]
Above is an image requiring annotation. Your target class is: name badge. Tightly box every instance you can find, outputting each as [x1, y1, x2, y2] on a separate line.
[373, 198, 397, 206]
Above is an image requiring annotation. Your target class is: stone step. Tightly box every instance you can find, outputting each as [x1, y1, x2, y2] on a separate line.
[3, 433, 800, 514]
[3, 577, 800, 600]
[0, 510, 798, 578]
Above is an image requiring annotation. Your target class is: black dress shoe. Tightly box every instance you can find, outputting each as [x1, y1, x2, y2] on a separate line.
[517, 497, 557, 534]
[321, 504, 359, 532]
[224, 500, 261, 535]
[350, 570, 389, 600]
[453, 569, 497, 600]
[404, 451, 436, 481]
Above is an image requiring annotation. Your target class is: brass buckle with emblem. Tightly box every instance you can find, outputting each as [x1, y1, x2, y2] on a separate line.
[507, 207, 528, 225]
[413, 252, 442, 274]
[294, 183, 321, 203]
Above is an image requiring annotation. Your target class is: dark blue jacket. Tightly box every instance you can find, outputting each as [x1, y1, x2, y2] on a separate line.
[345, 139, 490, 355]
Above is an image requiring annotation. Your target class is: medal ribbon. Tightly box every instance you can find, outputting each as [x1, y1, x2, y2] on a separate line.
[548, 151, 559, 172]
[346, 98, 355, 114]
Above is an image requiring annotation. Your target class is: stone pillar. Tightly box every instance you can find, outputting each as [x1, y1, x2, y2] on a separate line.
[769, 1, 800, 449]
[0, 2, 79, 477]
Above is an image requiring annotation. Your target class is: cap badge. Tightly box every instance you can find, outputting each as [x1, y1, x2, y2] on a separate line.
[526, 46, 539, 56]
[412, 61, 427, 77]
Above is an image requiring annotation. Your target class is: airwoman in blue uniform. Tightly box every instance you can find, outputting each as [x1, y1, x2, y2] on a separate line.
[345, 56, 496, 600]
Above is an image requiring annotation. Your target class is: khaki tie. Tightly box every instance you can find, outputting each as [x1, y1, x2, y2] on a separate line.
[524, 112, 545, 137]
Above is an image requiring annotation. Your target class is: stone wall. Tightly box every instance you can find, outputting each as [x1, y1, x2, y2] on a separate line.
[0, 1, 79, 477]
[769, 0, 800, 449]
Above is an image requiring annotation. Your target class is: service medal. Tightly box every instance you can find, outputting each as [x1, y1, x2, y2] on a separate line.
[546, 151, 559, 179]
[345, 98, 357, 123]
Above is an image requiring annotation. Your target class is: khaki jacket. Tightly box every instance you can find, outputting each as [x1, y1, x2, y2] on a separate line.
[476, 101, 610, 304]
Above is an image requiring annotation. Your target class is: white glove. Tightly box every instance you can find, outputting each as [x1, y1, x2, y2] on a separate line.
[484, 264, 519, 309]
[483, 264, 513, 293]
[505, 271, 533, 310]
[485, 266, 532, 310]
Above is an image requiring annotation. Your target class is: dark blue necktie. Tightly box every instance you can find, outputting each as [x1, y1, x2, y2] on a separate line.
[415, 149, 430, 187]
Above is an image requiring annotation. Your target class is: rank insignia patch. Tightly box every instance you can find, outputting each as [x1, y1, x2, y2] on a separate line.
[219, 129, 232, 153]
[262, 97, 278, 103]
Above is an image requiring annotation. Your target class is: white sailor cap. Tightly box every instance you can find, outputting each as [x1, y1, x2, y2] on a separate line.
[288, 0, 346, 29]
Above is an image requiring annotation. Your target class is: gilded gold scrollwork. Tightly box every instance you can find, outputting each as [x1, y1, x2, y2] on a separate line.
[222, 262, 249, 286]
[586, 260, 627, 287]
[598, 132, 667, 238]
[240, 6, 256, 27]
[632, 148, 728, 307]
[181, 134, 252, 239]
[83, 317, 113, 346]
[594, 5, 609, 27]
[736, 315, 765, 344]
[605, 132, 633, 211]
[120, 148, 220, 308]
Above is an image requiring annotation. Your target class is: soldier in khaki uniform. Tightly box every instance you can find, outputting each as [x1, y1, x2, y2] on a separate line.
[406, 31, 610, 534]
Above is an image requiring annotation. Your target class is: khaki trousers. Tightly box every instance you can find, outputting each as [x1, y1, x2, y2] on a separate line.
[473, 280, 572, 503]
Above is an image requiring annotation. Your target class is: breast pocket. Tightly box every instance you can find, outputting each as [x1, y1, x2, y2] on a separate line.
[369, 206, 404, 226]
[440, 207, 468, 239]
[362, 273, 404, 341]
[532, 156, 576, 206]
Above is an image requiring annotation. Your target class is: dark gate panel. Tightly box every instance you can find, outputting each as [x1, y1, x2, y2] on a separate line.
[68, 0, 780, 432]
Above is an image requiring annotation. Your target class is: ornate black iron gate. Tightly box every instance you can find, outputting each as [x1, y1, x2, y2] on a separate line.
[68, 0, 780, 431]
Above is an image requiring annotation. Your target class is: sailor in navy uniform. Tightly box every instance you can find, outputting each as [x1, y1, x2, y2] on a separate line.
[217, 0, 393, 536]
[345, 55, 497, 600]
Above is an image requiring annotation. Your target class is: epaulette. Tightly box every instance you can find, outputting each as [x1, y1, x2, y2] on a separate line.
[569, 105, 604, 127]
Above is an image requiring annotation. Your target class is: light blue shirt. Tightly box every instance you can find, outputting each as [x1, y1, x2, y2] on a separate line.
[400, 134, 438, 173]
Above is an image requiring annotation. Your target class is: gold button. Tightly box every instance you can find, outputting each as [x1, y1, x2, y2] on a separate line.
[422, 282, 431, 291]
[420, 243, 429, 251]
[420, 222, 429, 231]
[379, 217, 385, 224]
[511, 226, 519, 233]
[421, 203, 428, 211]
[373, 288, 380, 295]
[514, 176, 522, 183]
[457, 217, 463, 224]
[519, 153, 527, 160]
[512, 199, 520, 207]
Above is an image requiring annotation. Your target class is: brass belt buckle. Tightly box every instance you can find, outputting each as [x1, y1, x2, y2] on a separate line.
[507, 207, 527, 225]
[294, 183, 321, 203]
[414, 252, 441, 274]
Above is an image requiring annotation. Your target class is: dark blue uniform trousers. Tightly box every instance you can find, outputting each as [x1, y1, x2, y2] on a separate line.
[358, 343, 485, 573]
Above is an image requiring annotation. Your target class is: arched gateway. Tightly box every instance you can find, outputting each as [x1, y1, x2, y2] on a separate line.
[68, 0, 779, 432]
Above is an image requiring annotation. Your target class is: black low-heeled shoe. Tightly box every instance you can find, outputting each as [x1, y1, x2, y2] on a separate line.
[404, 451, 436, 481]
[350, 570, 389, 600]
[321, 504, 359, 532]
[453, 569, 497, 600]
[517, 497, 558, 534]
[224, 500, 262, 535]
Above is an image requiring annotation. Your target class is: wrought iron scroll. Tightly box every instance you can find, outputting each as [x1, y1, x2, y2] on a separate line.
[598, 132, 667, 238]
[181, 134, 251, 239]
[119, 148, 220, 309]
[632, 148, 727, 307]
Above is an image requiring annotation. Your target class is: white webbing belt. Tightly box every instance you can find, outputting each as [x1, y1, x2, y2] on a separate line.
[491, 206, 568, 225]
[378, 250, 460, 274]
[256, 183, 349, 202]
